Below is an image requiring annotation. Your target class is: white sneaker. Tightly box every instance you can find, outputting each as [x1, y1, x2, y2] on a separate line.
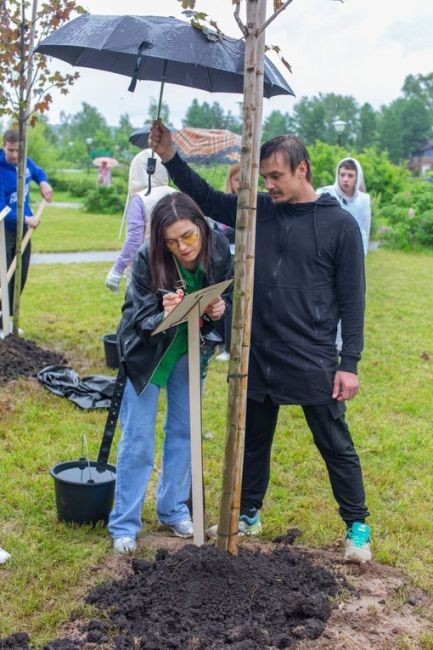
[113, 536, 137, 554]
[0, 547, 11, 564]
[215, 351, 230, 362]
[164, 519, 194, 538]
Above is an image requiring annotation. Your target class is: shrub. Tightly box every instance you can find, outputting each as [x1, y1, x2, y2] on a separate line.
[414, 210, 433, 247]
[82, 184, 125, 214]
[48, 174, 96, 197]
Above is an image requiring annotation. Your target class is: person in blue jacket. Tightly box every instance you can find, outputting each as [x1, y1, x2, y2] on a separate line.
[0, 128, 53, 320]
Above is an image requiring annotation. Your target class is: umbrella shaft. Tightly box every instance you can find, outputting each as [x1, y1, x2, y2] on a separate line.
[155, 60, 167, 121]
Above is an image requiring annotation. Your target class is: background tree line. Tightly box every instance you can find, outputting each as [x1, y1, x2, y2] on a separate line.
[5, 70, 432, 170]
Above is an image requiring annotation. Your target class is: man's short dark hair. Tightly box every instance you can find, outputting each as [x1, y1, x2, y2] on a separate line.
[338, 159, 357, 173]
[260, 135, 312, 182]
[3, 129, 19, 145]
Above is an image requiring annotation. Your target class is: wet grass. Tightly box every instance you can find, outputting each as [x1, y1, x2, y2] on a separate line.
[31, 205, 122, 253]
[0, 248, 432, 646]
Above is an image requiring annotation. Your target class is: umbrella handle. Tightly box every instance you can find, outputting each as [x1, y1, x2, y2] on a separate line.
[145, 157, 156, 196]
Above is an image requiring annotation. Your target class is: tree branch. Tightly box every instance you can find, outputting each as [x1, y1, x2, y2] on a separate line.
[257, 0, 295, 36]
[233, 1, 247, 37]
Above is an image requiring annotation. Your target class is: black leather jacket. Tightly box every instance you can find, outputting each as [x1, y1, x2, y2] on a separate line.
[117, 230, 232, 395]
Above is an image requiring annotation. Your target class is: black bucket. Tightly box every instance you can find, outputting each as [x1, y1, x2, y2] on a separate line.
[50, 459, 116, 526]
[102, 333, 119, 369]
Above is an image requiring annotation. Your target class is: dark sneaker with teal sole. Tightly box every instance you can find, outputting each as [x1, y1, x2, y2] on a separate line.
[344, 522, 372, 563]
[206, 513, 262, 538]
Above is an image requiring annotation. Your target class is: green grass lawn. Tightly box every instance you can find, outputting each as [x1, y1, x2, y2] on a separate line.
[1, 249, 433, 646]
[31, 205, 123, 253]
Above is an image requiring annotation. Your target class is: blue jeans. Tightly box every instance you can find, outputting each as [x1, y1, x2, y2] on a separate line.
[108, 354, 192, 539]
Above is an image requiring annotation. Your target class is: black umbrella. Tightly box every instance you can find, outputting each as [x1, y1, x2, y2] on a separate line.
[36, 14, 293, 98]
[36, 13, 294, 189]
[129, 128, 150, 150]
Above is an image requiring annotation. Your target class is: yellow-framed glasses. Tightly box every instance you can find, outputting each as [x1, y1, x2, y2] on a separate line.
[164, 229, 199, 252]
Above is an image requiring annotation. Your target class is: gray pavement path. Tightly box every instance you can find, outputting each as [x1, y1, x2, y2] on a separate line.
[49, 201, 82, 209]
[31, 241, 380, 266]
[31, 251, 118, 265]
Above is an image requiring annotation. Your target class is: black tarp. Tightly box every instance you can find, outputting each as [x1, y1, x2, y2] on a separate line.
[37, 365, 115, 409]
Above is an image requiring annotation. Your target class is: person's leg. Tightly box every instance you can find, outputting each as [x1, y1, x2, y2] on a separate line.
[5, 229, 16, 316]
[156, 354, 193, 525]
[302, 402, 369, 525]
[108, 378, 160, 540]
[20, 237, 31, 295]
[240, 396, 280, 515]
[3, 230, 31, 316]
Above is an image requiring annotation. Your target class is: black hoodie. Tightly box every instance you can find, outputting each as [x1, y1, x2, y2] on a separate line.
[164, 153, 365, 405]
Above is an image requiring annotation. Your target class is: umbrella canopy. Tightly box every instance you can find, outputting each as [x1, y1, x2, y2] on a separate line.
[92, 156, 119, 168]
[129, 127, 241, 165]
[36, 14, 294, 99]
[129, 128, 150, 149]
[173, 128, 241, 165]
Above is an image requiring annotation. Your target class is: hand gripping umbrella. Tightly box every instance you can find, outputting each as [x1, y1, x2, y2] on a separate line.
[36, 13, 294, 190]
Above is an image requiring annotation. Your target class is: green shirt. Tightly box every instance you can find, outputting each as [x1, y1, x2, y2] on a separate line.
[150, 264, 203, 388]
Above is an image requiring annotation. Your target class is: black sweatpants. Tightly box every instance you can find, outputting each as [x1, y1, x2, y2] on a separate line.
[2, 228, 31, 316]
[240, 396, 369, 525]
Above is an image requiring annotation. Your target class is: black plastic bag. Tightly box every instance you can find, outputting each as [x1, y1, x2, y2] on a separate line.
[37, 365, 115, 409]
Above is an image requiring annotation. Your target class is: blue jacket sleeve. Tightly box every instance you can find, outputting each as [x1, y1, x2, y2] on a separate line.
[28, 157, 48, 185]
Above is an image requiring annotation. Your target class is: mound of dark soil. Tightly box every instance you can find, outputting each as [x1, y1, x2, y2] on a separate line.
[52, 543, 346, 650]
[0, 336, 66, 383]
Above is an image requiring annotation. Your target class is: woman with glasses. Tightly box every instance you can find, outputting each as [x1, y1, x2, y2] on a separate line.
[108, 192, 232, 553]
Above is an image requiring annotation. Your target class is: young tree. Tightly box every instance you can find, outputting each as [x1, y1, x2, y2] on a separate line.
[178, 0, 295, 555]
[0, 0, 83, 335]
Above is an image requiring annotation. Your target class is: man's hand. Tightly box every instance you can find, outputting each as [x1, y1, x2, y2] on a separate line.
[332, 370, 359, 402]
[25, 215, 40, 229]
[149, 120, 176, 163]
[39, 181, 53, 202]
[204, 297, 225, 321]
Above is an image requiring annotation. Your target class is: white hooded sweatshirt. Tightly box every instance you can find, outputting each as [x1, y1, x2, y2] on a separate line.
[317, 157, 371, 255]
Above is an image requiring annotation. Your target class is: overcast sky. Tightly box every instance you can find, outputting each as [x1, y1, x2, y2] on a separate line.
[44, 0, 433, 128]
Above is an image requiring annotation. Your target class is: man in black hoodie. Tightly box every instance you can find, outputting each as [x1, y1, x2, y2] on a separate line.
[149, 123, 371, 563]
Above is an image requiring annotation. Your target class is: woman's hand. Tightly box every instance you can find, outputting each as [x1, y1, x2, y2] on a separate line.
[204, 297, 225, 321]
[162, 290, 184, 315]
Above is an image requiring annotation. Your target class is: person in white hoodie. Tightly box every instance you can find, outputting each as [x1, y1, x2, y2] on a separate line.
[105, 149, 176, 292]
[317, 157, 371, 255]
[317, 158, 371, 352]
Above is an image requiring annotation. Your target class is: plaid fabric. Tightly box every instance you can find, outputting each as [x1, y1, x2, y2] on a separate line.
[172, 128, 241, 165]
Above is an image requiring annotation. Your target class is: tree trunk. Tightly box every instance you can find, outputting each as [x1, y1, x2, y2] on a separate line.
[13, 0, 38, 336]
[216, 0, 266, 555]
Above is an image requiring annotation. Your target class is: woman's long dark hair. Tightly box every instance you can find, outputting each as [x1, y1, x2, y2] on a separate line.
[149, 192, 213, 291]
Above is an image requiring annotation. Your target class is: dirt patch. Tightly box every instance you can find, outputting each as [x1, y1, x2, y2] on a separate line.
[2, 533, 432, 650]
[0, 336, 66, 384]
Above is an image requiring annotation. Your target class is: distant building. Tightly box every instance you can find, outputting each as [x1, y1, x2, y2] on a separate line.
[410, 140, 433, 174]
